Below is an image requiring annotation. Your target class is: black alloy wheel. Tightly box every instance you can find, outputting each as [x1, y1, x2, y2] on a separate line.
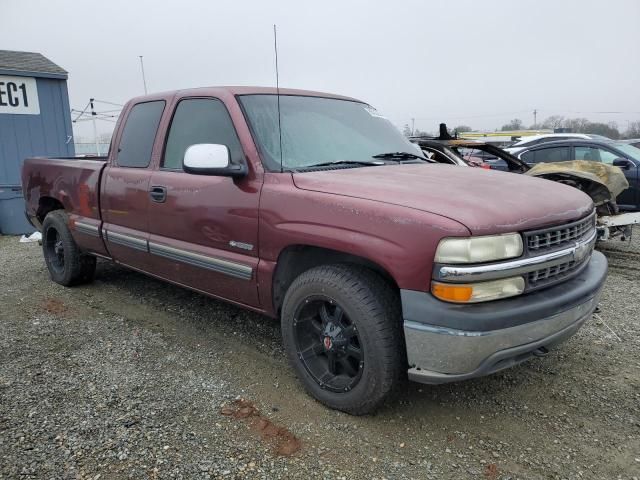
[41, 210, 96, 286]
[44, 226, 65, 275]
[293, 296, 364, 393]
[281, 264, 405, 415]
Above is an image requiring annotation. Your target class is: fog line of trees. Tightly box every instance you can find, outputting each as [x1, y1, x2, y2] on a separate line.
[403, 119, 640, 139]
[499, 117, 640, 139]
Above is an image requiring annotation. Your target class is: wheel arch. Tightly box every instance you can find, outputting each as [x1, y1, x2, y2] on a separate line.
[37, 196, 66, 223]
[271, 244, 400, 316]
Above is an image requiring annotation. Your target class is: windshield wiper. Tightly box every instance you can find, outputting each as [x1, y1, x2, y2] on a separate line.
[372, 151, 428, 161]
[299, 160, 385, 169]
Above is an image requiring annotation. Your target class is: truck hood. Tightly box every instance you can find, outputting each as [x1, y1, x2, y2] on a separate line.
[292, 164, 594, 235]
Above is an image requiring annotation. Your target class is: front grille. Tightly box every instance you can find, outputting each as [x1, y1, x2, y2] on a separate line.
[525, 212, 595, 254]
[527, 259, 584, 289]
[522, 211, 596, 290]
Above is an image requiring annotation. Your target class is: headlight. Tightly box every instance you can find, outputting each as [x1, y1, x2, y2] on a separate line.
[435, 233, 523, 264]
[432, 277, 525, 303]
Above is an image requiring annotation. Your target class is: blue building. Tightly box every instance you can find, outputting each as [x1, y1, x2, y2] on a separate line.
[0, 50, 74, 234]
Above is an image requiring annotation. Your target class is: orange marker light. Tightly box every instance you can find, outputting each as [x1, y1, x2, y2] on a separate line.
[431, 283, 473, 303]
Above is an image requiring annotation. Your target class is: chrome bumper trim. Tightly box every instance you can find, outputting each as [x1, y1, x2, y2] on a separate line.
[404, 292, 599, 381]
[435, 229, 597, 283]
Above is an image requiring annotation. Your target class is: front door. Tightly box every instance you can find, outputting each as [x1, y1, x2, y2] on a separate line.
[145, 97, 261, 306]
[101, 100, 166, 270]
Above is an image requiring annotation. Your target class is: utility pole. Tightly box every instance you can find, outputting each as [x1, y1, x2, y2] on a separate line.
[533, 109, 538, 128]
[89, 98, 101, 156]
[411, 118, 415, 136]
[139, 55, 148, 94]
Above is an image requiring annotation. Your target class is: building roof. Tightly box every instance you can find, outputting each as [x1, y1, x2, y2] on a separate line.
[0, 50, 67, 79]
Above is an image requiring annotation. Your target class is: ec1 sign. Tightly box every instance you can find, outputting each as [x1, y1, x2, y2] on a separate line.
[0, 75, 40, 115]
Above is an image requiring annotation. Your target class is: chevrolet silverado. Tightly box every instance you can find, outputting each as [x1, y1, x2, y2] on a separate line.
[22, 87, 608, 414]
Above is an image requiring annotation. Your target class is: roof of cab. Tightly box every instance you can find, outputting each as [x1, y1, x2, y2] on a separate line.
[126, 86, 363, 105]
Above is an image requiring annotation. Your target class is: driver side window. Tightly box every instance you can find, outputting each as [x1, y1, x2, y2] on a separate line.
[574, 146, 618, 164]
[162, 98, 244, 170]
[598, 149, 619, 164]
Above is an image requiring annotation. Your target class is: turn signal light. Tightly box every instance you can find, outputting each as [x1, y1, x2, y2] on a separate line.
[431, 277, 525, 303]
[431, 283, 473, 303]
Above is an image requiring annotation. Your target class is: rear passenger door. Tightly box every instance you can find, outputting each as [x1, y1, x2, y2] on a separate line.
[101, 100, 165, 270]
[145, 97, 261, 306]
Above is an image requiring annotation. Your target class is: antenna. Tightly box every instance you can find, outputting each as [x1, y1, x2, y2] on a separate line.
[139, 56, 148, 95]
[273, 24, 284, 173]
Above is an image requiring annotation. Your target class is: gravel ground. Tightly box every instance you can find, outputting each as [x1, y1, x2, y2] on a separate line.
[1, 231, 639, 480]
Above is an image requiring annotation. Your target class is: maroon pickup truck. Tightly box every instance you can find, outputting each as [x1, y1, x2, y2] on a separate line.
[22, 86, 607, 414]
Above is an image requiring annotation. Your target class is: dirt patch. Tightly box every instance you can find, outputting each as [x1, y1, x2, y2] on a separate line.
[41, 297, 67, 315]
[484, 463, 499, 478]
[221, 398, 302, 456]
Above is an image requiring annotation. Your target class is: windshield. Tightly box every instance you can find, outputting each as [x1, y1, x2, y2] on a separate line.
[612, 143, 640, 161]
[238, 94, 422, 171]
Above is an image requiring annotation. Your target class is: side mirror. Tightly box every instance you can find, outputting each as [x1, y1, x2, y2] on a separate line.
[183, 144, 247, 177]
[612, 158, 632, 170]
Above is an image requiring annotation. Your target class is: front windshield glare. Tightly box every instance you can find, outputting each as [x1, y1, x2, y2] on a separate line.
[238, 94, 422, 171]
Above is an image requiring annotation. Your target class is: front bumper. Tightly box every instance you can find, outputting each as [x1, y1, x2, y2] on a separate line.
[403, 250, 608, 384]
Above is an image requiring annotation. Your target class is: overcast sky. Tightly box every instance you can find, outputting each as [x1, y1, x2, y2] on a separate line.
[2, 0, 639, 139]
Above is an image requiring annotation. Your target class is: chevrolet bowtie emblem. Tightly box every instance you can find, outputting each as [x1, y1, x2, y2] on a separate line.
[573, 241, 592, 263]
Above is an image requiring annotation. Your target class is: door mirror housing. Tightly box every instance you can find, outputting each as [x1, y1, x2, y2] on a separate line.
[183, 144, 247, 177]
[612, 158, 632, 170]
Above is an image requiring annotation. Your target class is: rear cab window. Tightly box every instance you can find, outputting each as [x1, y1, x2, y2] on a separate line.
[116, 101, 166, 168]
[162, 98, 244, 170]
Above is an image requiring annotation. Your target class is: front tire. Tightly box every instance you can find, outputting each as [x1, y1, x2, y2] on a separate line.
[42, 210, 96, 286]
[281, 264, 405, 415]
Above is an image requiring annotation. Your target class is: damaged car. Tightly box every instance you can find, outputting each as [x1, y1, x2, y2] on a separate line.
[410, 124, 640, 241]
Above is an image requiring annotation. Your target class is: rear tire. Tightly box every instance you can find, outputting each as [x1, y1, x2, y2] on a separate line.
[42, 210, 96, 286]
[281, 264, 405, 415]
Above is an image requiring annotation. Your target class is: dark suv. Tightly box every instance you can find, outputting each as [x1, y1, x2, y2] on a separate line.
[515, 139, 640, 211]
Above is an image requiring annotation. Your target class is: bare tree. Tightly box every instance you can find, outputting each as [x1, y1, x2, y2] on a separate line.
[582, 122, 620, 139]
[501, 119, 524, 131]
[563, 118, 590, 132]
[624, 120, 640, 139]
[541, 115, 565, 129]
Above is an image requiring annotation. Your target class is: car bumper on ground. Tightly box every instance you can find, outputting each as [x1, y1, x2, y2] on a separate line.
[402, 250, 608, 384]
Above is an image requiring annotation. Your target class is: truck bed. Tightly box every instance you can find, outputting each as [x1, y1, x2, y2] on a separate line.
[22, 156, 107, 229]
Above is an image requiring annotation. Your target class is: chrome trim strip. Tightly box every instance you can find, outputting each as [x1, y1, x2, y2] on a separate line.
[436, 229, 597, 283]
[148, 242, 253, 280]
[75, 222, 100, 237]
[105, 230, 149, 252]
